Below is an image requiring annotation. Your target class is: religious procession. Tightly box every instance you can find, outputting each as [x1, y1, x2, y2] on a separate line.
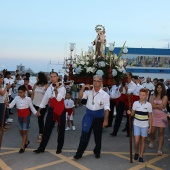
[0, 25, 170, 170]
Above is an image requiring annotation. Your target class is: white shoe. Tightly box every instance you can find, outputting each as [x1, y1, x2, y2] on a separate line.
[6, 118, 13, 123]
[72, 126, 76, 130]
[65, 127, 71, 131]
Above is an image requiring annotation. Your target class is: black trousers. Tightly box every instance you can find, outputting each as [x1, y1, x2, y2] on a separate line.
[112, 101, 126, 134]
[34, 105, 48, 134]
[108, 100, 116, 126]
[38, 107, 66, 151]
[112, 101, 133, 135]
[76, 116, 104, 156]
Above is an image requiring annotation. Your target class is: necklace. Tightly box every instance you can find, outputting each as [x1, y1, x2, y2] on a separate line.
[92, 90, 99, 105]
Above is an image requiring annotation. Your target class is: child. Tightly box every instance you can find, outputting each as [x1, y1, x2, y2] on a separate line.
[24, 77, 32, 97]
[64, 91, 75, 130]
[7, 85, 37, 153]
[127, 88, 152, 163]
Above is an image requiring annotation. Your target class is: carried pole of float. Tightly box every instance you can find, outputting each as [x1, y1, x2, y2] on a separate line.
[128, 94, 133, 163]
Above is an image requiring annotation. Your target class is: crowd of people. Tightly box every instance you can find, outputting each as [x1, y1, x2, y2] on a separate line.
[0, 69, 170, 163]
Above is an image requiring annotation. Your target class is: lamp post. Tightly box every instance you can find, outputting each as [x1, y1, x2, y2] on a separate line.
[70, 43, 75, 64]
[69, 43, 75, 80]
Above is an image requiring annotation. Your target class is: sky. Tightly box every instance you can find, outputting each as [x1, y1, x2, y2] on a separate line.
[0, 0, 170, 72]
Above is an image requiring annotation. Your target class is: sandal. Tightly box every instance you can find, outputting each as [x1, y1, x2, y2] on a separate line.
[148, 142, 154, 149]
[157, 150, 162, 156]
[37, 134, 42, 143]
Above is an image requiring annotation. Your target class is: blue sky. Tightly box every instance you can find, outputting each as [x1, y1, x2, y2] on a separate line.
[0, 0, 170, 72]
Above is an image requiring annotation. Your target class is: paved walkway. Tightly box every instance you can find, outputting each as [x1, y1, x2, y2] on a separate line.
[0, 106, 170, 170]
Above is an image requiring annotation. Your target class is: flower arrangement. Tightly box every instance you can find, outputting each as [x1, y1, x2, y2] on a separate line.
[72, 42, 127, 82]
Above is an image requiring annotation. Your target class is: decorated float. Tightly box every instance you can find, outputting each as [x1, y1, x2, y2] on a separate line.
[65, 25, 128, 86]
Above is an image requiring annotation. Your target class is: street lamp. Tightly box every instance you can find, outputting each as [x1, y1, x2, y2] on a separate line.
[69, 43, 75, 64]
[69, 43, 75, 80]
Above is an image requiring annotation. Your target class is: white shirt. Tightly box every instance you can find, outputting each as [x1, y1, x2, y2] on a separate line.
[127, 81, 136, 94]
[109, 85, 121, 99]
[133, 83, 143, 96]
[8, 96, 37, 114]
[39, 84, 66, 108]
[83, 89, 110, 111]
[4, 78, 14, 95]
[32, 85, 47, 106]
[132, 101, 152, 127]
[64, 98, 75, 109]
[142, 82, 154, 91]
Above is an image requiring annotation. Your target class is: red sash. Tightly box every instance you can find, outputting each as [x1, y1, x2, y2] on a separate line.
[50, 98, 65, 124]
[119, 94, 134, 110]
[110, 98, 120, 106]
[17, 108, 30, 122]
[133, 95, 140, 102]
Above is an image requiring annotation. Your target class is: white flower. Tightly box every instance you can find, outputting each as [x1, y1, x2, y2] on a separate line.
[117, 60, 124, 67]
[96, 70, 104, 76]
[117, 65, 125, 72]
[86, 67, 96, 73]
[98, 61, 105, 67]
[112, 69, 117, 77]
[72, 63, 77, 68]
[86, 61, 89, 65]
[86, 56, 90, 61]
[80, 61, 85, 65]
[75, 66, 82, 74]
[113, 54, 118, 60]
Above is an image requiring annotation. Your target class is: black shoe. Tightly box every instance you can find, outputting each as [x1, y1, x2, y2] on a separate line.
[25, 140, 30, 148]
[138, 157, 144, 163]
[106, 125, 112, 128]
[33, 149, 44, 153]
[73, 155, 82, 159]
[19, 148, 25, 153]
[95, 154, 100, 159]
[56, 150, 61, 154]
[134, 153, 139, 161]
[122, 128, 127, 132]
[110, 133, 117, 136]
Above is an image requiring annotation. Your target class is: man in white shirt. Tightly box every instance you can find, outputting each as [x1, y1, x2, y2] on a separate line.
[110, 72, 136, 137]
[133, 76, 143, 98]
[74, 75, 110, 159]
[107, 81, 121, 127]
[142, 77, 154, 101]
[33, 72, 66, 154]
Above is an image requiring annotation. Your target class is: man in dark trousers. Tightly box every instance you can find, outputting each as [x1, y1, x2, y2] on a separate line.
[33, 72, 66, 154]
[107, 81, 121, 127]
[110, 72, 136, 137]
[74, 75, 110, 159]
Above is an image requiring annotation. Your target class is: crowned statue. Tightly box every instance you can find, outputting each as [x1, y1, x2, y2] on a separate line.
[92, 25, 106, 58]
